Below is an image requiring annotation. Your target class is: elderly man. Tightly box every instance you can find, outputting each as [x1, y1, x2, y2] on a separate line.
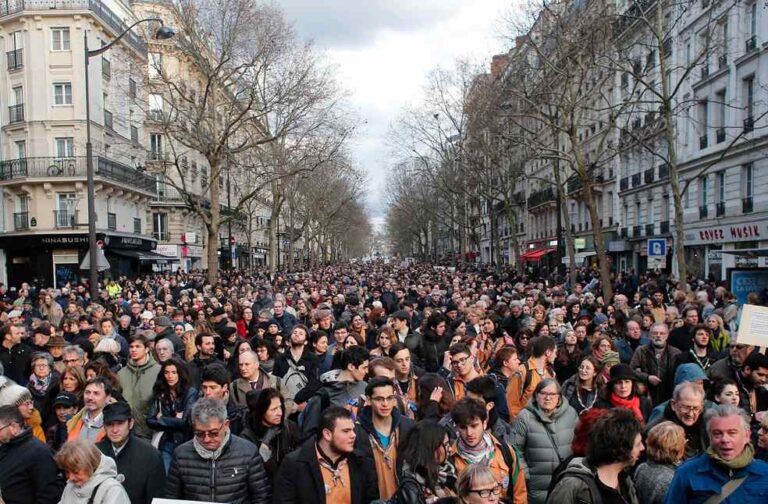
[165, 397, 270, 504]
[664, 404, 768, 503]
[630, 322, 681, 405]
[647, 382, 708, 460]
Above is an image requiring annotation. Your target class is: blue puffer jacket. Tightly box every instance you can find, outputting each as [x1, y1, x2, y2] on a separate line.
[664, 452, 768, 503]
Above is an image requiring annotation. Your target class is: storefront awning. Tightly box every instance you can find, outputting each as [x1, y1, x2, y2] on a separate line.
[521, 247, 556, 261]
[109, 249, 180, 262]
[721, 249, 768, 257]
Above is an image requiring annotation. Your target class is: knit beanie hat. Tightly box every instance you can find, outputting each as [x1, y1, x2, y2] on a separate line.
[601, 350, 621, 368]
[0, 383, 32, 407]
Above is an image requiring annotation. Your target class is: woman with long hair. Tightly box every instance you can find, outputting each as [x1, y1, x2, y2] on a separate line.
[39, 291, 64, 327]
[553, 330, 582, 382]
[416, 373, 456, 422]
[594, 363, 652, 423]
[146, 357, 199, 472]
[560, 356, 600, 414]
[236, 306, 257, 339]
[370, 325, 395, 358]
[59, 366, 86, 404]
[514, 328, 533, 362]
[394, 420, 457, 504]
[241, 388, 299, 485]
[706, 314, 730, 356]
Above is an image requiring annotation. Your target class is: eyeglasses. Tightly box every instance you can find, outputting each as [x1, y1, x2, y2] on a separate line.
[63, 358, 81, 364]
[34, 363, 50, 369]
[371, 395, 396, 405]
[451, 356, 470, 367]
[469, 484, 503, 498]
[538, 392, 560, 398]
[194, 428, 223, 440]
[0, 422, 17, 432]
[675, 404, 702, 414]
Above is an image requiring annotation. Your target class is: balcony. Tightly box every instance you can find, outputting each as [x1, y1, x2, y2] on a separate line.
[0, 156, 156, 194]
[631, 173, 641, 188]
[620, 177, 629, 191]
[13, 211, 28, 230]
[632, 225, 642, 237]
[744, 116, 754, 133]
[644, 168, 654, 184]
[746, 35, 757, 53]
[528, 187, 555, 208]
[153, 184, 185, 203]
[699, 134, 708, 149]
[716, 201, 725, 217]
[107, 212, 116, 231]
[53, 210, 78, 228]
[743, 197, 753, 213]
[660, 221, 670, 234]
[8, 104, 23, 124]
[153, 231, 170, 241]
[645, 224, 654, 236]
[658, 163, 669, 179]
[6, 48, 22, 71]
[716, 127, 725, 144]
[699, 205, 708, 219]
[0, 0, 146, 55]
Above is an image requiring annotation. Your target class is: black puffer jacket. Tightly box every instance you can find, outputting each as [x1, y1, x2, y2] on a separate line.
[0, 428, 63, 504]
[415, 330, 450, 373]
[164, 434, 270, 504]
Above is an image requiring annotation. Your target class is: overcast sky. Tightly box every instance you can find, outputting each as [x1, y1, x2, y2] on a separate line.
[279, 0, 512, 229]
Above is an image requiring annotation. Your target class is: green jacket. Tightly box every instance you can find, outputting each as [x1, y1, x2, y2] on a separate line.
[118, 355, 160, 439]
[547, 457, 639, 504]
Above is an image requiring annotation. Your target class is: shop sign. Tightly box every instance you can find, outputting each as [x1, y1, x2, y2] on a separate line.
[608, 240, 630, 252]
[183, 245, 204, 258]
[686, 223, 766, 245]
[155, 245, 178, 257]
[574, 238, 586, 250]
[41, 235, 90, 246]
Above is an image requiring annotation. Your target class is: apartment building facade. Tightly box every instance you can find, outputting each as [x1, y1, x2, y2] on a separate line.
[471, 0, 767, 281]
[0, 0, 161, 287]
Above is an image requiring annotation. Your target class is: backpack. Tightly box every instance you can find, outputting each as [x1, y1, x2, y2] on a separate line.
[498, 441, 522, 496]
[548, 469, 603, 504]
[280, 359, 309, 414]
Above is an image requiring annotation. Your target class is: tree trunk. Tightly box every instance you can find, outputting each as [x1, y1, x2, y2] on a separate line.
[206, 160, 221, 285]
[268, 179, 283, 274]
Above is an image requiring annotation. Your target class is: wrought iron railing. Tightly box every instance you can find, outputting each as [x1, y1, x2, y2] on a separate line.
[53, 209, 78, 228]
[13, 211, 28, 230]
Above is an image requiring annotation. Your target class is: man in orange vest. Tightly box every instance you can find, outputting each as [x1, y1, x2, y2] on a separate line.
[66, 376, 112, 442]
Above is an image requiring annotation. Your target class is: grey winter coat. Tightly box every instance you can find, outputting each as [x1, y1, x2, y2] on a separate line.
[547, 456, 639, 504]
[634, 462, 675, 504]
[58, 454, 131, 504]
[511, 397, 578, 504]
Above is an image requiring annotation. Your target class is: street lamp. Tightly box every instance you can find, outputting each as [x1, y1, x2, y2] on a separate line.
[84, 19, 174, 302]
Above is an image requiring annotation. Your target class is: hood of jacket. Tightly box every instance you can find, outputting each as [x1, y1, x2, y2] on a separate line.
[319, 369, 367, 404]
[674, 363, 708, 385]
[559, 456, 595, 478]
[65, 454, 120, 499]
[125, 354, 158, 374]
[525, 395, 571, 423]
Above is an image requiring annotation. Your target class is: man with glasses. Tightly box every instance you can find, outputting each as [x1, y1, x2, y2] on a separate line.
[61, 345, 86, 369]
[165, 397, 270, 504]
[450, 398, 527, 504]
[709, 341, 754, 382]
[647, 382, 708, 460]
[353, 376, 414, 500]
[0, 405, 63, 504]
[446, 343, 481, 401]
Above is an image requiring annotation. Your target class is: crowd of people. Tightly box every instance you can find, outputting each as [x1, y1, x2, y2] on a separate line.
[0, 261, 767, 504]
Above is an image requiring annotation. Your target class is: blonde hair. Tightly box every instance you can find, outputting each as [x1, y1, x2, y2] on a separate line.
[646, 421, 686, 464]
[55, 438, 101, 476]
[457, 464, 498, 498]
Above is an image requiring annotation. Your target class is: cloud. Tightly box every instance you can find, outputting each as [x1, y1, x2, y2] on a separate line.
[278, 0, 464, 48]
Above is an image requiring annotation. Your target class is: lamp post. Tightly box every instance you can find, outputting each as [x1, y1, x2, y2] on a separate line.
[84, 19, 174, 302]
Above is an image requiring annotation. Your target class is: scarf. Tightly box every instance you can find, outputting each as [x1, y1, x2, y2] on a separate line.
[317, 443, 349, 488]
[456, 432, 495, 465]
[706, 443, 755, 470]
[402, 460, 457, 497]
[610, 392, 644, 423]
[193, 429, 231, 460]
[689, 348, 712, 371]
[28, 373, 52, 395]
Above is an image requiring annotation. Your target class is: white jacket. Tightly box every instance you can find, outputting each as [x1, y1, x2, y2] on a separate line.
[58, 454, 130, 504]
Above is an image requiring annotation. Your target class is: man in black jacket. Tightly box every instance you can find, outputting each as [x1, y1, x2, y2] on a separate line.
[0, 405, 63, 504]
[274, 406, 379, 504]
[165, 397, 270, 504]
[97, 402, 165, 504]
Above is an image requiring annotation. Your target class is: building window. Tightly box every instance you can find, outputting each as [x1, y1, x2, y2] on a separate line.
[15, 140, 25, 159]
[55, 137, 74, 158]
[149, 94, 163, 120]
[744, 77, 754, 119]
[130, 125, 139, 143]
[149, 53, 162, 79]
[51, 27, 70, 51]
[150, 133, 162, 160]
[743, 163, 753, 198]
[662, 195, 670, 221]
[700, 175, 709, 206]
[153, 212, 169, 240]
[53, 83, 72, 105]
[129, 78, 137, 99]
[717, 171, 726, 202]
